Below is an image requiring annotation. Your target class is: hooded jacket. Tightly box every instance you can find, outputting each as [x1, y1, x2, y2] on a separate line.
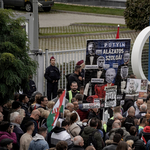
[125, 135, 145, 150]
[28, 133, 49, 150]
[142, 126, 150, 144]
[48, 126, 73, 148]
[0, 131, 17, 144]
[81, 126, 103, 150]
[109, 127, 130, 141]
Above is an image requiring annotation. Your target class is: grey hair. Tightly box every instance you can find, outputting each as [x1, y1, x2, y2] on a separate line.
[10, 112, 20, 122]
[73, 136, 83, 145]
[140, 104, 147, 112]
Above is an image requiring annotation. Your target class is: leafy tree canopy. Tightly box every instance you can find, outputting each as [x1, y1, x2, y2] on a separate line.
[0, 9, 38, 105]
[124, 0, 150, 31]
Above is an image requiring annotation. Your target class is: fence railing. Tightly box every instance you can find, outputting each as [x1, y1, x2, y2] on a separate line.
[29, 49, 86, 95]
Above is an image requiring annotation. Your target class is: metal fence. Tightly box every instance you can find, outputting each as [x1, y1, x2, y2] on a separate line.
[29, 42, 149, 96]
[29, 49, 86, 95]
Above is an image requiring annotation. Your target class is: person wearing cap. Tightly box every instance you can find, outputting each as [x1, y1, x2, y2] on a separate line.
[44, 56, 60, 100]
[0, 138, 13, 150]
[76, 60, 85, 81]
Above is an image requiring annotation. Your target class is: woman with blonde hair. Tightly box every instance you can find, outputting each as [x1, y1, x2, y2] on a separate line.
[47, 101, 55, 112]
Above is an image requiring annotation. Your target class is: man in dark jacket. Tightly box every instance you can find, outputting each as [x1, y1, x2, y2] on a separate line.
[70, 136, 84, 150]
[125, 126, 145, 150]
[44, 56, 60, 100]
[81, 117, 103, 150]
[103, 133, 121, 150]
[68, 65, 82, 91]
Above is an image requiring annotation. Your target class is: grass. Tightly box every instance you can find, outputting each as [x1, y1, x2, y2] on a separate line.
[77, 23, 127, 27]
[52, 3, 125, 16]
[39, 28, 130, 36]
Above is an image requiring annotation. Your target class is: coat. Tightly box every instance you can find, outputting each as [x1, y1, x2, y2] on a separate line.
[28, 133, 49, 150]
[109, 127, 130, 141]
[125, 135, 145, 150]
[0, 131, 17, 144]
[70, 145, 85, 150]
[68, 123, 81, 138]
[81, 126, 103, 150]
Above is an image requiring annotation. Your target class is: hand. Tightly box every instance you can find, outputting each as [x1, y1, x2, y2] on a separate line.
[52, 80, 55, 83]
[10, 125, 14, 133]
[78, 76, 82, 81]
[56, 80, 57, 82]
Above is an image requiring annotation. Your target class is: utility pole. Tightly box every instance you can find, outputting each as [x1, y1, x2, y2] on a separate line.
[33, 0, 39, 52]
[1, 0, 4, 9]
[148, 16, 150, 81]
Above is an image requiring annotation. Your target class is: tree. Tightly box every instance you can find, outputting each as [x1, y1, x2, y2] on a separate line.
[124, 0, 150, 31]
[0, 9, 38, 105]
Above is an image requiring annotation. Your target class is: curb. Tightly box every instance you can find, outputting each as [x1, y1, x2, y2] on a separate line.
[53, 9, 124, 18]
[39, 30, 138, 38]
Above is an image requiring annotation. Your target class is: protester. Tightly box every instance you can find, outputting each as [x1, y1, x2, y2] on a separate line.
[37, 96, 48, 110]
[21, 109, 40, 136]
[44, 56, 60, 100]
[116, 141, 129, 150]
[55, 141, 68, 150]
[67, 66, 82, 91]
[66, 82, 79, 102]
[125, 126, 145, 150]
[51, 89, 68, 105]
[70, 135, 84, 150]
[81, 117, 103, 150]
[134, 99, 144, 116]
[19, 94, 30, 116]
[0, 121, 17, 144]
[0, 138, 13, 150]
[66, 103, 74, 113]
[28, 127, 49, 150]
[103, 133, 121, 150]
[135, 103, 147, 119]
[48, 120, 73, 149]
[20, 121, 34, 150]
[68, 113, 81, 138]
[10, 112, 24, 149]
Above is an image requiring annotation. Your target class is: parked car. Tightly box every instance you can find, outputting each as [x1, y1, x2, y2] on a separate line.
[3, 0, 54, 12]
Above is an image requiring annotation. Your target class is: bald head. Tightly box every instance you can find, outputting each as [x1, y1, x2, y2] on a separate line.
[128, 106, 135, 117]
[112, 121, 121, 129]
[30, 109, 40, 120]
[73, 136, 84, 147]
[136, 99, 144, 109]
[114, 113, 123, 121]
[66, 103, 74, 112]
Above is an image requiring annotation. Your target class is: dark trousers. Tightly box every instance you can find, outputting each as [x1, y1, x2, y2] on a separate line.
[47, 82, 58, 100]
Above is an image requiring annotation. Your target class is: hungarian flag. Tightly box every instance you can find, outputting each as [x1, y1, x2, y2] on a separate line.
[47, 90, 66, 132]
[116, 25, 120, 39]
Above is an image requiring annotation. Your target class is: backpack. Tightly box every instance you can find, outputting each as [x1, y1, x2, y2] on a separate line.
[86, 130, 98, 150]
[123, 116, 135, 132]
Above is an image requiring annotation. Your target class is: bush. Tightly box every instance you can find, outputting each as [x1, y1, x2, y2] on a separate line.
[0, 9, 38, 105]
[124, 0, 150, 31]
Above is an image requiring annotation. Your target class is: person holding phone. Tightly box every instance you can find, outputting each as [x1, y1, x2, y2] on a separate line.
[0, 121, 17, 144]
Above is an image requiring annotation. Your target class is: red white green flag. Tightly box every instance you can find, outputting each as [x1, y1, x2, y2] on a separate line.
[47, 90, 66, 132]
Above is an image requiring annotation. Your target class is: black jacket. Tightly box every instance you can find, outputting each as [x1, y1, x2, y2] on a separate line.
[44, 65, 60, 83]
[70, 145, 84, 150]
[68, 73, 81, 90]
[125, 135, 145, 150]
[85, 54, 99, 65]
[135, 111, 146, 119]
[102, 143, 118, 150]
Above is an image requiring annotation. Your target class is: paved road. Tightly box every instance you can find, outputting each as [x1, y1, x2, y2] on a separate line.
[39, 12, 125, 27]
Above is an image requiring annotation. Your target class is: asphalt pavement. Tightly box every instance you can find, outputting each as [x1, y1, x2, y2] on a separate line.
[39, 12, 125, 27]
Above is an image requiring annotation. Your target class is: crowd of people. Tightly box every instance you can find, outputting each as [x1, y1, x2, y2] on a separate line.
[1, 57, 150, 150]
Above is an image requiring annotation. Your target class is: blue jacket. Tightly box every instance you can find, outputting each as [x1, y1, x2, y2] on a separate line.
[28, 133, 49, 150]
